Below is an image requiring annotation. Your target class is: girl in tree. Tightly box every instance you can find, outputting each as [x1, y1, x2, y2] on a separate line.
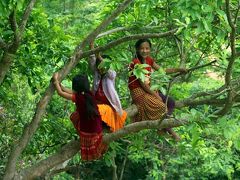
[128, 38, 186, 141]
[89, 42, 127, 132]
[53, 73, 107, 161]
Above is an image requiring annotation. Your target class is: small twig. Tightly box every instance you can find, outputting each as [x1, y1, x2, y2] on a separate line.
[173, 60, 217, 78]
[112, 154, 118, 180]
[119, 145, 130, 180]
[233, 0, 240, 24]
[19, 0, 37, 33]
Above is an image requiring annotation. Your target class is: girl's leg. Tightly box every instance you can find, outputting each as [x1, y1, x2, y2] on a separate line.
[165, 128, 181, 141]
[158, 92, 180, 141]
[158, 92, 175, 116]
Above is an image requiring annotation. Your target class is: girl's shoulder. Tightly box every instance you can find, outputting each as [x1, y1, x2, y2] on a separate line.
[74, 92, 96, 104]
[146, 56, 155, 65]
[132, 58, 141, 64]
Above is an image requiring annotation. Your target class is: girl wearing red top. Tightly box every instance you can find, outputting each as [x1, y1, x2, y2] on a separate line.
[53, 73, 107, 161]
[128, 39, 186, 141]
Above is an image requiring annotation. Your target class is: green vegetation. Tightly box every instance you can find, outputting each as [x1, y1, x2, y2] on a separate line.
[0, 0, 240, 179]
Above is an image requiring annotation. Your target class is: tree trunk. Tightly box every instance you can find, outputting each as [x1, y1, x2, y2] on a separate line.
[0, 52, 14, 84]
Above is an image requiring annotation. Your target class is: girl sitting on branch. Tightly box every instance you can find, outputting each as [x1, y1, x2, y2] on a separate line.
[89, 41, 127, 132]
[53, 73, 107, 161]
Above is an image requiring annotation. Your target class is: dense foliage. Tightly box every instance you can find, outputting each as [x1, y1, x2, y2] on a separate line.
[0, 0, 240, 179]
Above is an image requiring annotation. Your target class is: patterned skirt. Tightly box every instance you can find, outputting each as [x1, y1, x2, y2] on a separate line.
[98, 104, 127, 132]
[80, 131, 108, 161]
[130, 87, 167, 122]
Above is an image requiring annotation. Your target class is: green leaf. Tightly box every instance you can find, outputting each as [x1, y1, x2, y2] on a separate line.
[19, 59, 26, 67]
[132, 63, 150, 82]
[153, 16, 158, 25]
[202, 19, 211, 32]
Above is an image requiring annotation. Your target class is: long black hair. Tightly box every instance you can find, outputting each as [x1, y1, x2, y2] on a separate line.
[135, 38, 152, 63]
[72, 74, 99, 119]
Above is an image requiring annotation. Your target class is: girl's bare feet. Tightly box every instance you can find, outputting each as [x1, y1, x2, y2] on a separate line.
[166, 128, 181, 141]
[158, 128, 181, 141]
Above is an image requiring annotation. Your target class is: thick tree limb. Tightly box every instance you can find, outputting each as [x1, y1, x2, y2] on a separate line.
[17, 139, 80, 180]
[82, 29, 178, 58]
[103, 118, 185, 143]
[18, 114, 186, 180]
[175, 96, 226, 108]
[4, 1, 134, 179]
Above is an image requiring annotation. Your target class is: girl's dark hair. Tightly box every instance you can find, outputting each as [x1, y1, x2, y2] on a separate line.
[135, 39, 152, 49]
[72, 74, 99, 119]
[72, 74, 90, 93]
[135, 39, 152, 63]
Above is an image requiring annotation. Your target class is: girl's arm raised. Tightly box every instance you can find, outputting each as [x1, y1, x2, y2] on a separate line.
[152, 62, 187, 74]
[53, 73, 72, 101]
[60, 84, 73, 94]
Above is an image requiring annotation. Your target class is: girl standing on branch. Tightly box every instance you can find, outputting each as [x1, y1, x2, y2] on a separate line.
[128, 39, 186, 141]
[89, 42, 127, 132]
[53, 73, 107, 161]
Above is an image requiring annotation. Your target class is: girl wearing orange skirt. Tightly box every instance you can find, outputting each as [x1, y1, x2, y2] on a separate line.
[89, 42, 127, 132]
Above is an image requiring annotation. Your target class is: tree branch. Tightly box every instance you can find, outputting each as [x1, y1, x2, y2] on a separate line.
[82, 29, 178, 58]
[119, 144, 129, 180]
[111, 154, 118, 180]
[172, 60, 217, 79]
[175, 96, 226, 108]
[19, 115, 186, 180]
[175, 77, 240, 108]
[96, 25, 164, 39]
[19, 0, 38, 34]
[215, 0, 237, 115]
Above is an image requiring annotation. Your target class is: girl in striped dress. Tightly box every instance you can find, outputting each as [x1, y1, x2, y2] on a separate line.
[128, 39, 186, 141]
